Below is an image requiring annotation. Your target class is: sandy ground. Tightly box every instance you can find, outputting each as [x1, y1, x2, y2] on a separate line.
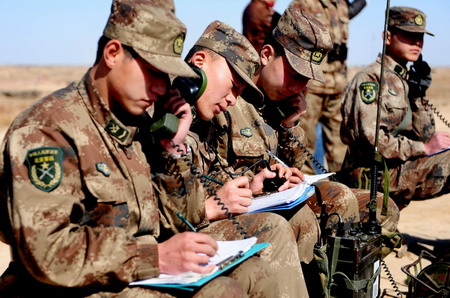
[0, 66, 449, 296]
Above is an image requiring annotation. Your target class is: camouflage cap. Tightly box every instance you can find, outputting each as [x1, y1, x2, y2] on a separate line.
[194, 20, 263, 99]
[272, 8, 332, 83]
[389, 6, 434, 36]
[103, 0, 197, 77]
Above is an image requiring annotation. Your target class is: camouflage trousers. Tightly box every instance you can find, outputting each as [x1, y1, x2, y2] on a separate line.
[388, 150, 450, 210]
[1, 252, 276, 298]
[300, 92, 348, 174]
[306, 181, 399, 233]
[274, 203, 320, 264]
[87, 257, 275, 298]
[201, 212, 309, 298]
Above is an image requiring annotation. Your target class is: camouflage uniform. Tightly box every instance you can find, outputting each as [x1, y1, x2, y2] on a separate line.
[242, 0, 280, 53]
[210, 7, 398, 260]
[184, 20, 309, 298]
[340, 8, 450, 209]
[289, 0, 366, 173]
[0, 2, 278, 297]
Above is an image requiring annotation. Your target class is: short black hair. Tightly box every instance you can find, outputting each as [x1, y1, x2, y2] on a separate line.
[262, 33, 285, 58]
[94, 35, 140, 65]
[184, 45, 220, 62]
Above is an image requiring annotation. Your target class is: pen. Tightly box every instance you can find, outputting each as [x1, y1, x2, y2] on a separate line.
[266, 150, 288, 167]
[202, 175, 225, 186]
[177, 212, 197, 232]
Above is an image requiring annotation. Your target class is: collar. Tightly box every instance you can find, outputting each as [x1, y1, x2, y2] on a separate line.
[376, 54, 408, 79]
[77, 70, 137, 146]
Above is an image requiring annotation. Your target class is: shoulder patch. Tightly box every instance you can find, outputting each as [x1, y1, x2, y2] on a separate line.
[359, 81, 379, 104]
[26, 147, 63, 192]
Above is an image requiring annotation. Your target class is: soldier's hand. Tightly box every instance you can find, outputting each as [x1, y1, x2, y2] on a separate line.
[206, 176, 252, 220]
[281, 91, 307, 128]
[158, 232, 218, 275]
[250, 164, 290, 194]
[424, 132, 450, 155]
[159, 88, 193, 155]
[287, 167, 305, 187]
[408, 54, 432, 98]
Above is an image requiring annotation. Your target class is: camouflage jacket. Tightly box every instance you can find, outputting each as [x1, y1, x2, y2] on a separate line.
[340, 54, 435, 168]
[0, 70, 204, 288]
[290, 0, 350, 94]
[194, 96, 308, 183]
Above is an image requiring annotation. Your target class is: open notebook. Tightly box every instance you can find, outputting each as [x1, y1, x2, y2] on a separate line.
[247, 173, 334, 213]
[130, 237, 268, 290]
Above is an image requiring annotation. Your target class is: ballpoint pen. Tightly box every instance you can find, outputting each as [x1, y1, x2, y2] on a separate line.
[266, 150, 288, 167]
[177, 212, 197, 232]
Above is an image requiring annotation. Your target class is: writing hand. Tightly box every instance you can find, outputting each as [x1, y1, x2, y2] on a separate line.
[158, 232, 218, 275]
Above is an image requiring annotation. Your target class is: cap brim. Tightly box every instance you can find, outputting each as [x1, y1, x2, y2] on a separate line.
[227, 62, 263, 100]
[284, 48, 325, 83]
[134, 49, 199, 78]
[397, 26, 434, 36]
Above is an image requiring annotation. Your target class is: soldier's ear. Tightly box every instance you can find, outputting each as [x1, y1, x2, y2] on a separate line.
[260, 44, 275, 66]
[190, 51, 207, 69]
[383, 31, 392, 46]
[103, 40, 123, 69]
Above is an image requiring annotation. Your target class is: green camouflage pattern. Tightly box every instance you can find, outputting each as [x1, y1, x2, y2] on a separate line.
[389, 6, 434, 36]
[273, 7, 332, 83]
[104, 0, 196, 77]
[194, 20, 262, 99]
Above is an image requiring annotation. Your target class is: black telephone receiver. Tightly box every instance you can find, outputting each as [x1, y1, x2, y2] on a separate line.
[150, 65, 207, 139]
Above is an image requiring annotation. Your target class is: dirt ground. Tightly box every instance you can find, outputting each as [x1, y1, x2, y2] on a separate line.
[0, 66, 449, 296]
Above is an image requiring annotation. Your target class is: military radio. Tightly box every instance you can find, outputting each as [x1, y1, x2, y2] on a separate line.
[325, 220, 382, 298]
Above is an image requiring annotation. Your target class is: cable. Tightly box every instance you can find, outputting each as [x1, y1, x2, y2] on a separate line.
[279, 124, 336, 180]
[170, 140, 249, 239]
[423, 98, 450, 129]
[381, 259, 403, 297]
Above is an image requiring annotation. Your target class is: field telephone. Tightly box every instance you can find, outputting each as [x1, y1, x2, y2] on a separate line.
[150, 65, 207, 139]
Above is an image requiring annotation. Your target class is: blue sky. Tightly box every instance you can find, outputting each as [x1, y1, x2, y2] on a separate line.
[1, 0, 449, 66]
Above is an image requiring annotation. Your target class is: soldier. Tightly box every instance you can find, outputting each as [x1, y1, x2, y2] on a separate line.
[289, 0, 367, 174]
[212, 6, 400, 256]
[0, 1, 280, 296]
[340, 6, 450, 210]
[171, 20, 309, 298]
[242, 0, 281, 53]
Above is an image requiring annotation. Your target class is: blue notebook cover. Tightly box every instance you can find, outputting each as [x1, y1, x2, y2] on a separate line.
[132, 242, 270, 291]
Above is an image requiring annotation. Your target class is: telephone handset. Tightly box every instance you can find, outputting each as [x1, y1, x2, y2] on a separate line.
[150, 65, 207, 139]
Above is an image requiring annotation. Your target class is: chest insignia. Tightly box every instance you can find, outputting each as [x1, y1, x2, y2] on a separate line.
[26, 147, 63, 192]
[240, 127, 253, 137]
[388, 89, 398, 96]
[359, 81, 379, 104]
[96, 162, 111, 177]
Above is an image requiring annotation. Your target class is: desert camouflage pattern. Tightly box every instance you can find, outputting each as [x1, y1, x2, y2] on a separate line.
[290, 0, 349, 94]
[209, 93, 399, 246]
[186, 129, 309, 297]
[0, 72, 278, 296]
[341, 54, 450, 209]
[104, 0, 196, 77]
[242, 0, 279, 53]
[290, 0, 351, 174]
[201, 212, 309, 298]
[273, 7, 332, 83]
[194, 20, 262, 98]
[389, 6, 434, 36]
